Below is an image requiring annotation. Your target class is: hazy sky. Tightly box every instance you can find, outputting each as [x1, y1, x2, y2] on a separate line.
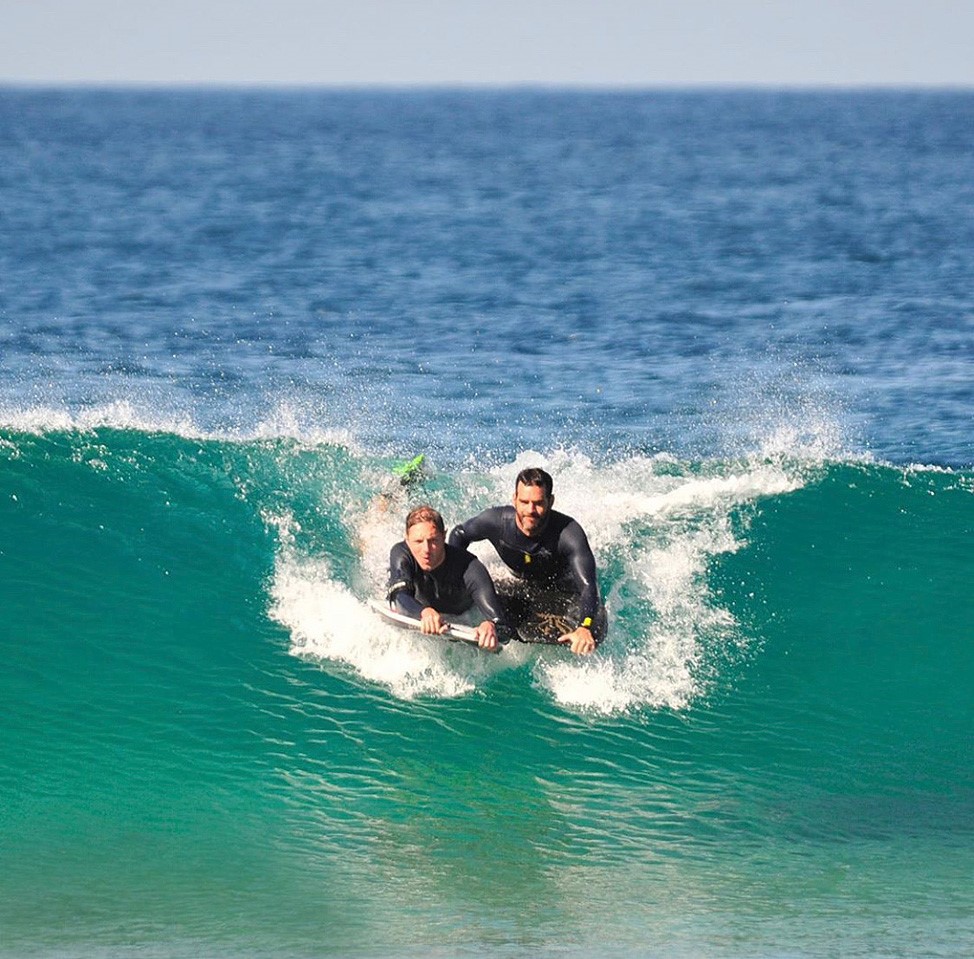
[2, 0, 972, 88]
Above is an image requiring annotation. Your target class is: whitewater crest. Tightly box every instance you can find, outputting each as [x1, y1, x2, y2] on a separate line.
[0, 398, 358, 447]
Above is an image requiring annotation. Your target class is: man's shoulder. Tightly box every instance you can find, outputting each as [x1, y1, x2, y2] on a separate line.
[441, 544, 490, 585]
[545, 510, 590, 546]
[547, 509, 581, 534]
[465, 505, 513, 530]
[443, 542, 468, 562]
[444, 542, 479, 569]
[389, 539, 416, 570]
[390, 539, 410, 559]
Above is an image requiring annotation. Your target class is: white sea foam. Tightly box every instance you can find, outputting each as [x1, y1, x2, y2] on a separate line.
[0, 398, 356, 448]
[269, 551, 505, 701]
[0, 398, 210, 437]
[521, 452, 802, 714]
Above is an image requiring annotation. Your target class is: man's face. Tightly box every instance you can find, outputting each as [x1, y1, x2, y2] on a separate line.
[406, 520, 446, 571]
[513, 481, 552, 537]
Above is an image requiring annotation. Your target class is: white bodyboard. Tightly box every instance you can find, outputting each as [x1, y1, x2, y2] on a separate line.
[368, 600, 483, 646]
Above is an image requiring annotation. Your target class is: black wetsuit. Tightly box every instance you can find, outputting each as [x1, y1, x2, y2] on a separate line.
[387, 541, 508, 625]
[448, 506, 601, 630]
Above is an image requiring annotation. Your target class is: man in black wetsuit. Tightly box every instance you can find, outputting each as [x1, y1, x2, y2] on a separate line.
[387, 505, 508, 651]
[448, 468, 603, 655]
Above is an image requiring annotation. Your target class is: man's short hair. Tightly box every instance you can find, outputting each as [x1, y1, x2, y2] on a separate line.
[515, 467, 553, 499]
[405, 504, 445, 534]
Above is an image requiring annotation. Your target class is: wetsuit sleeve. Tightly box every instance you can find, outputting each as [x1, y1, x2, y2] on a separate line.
[387, 542, 424, 618]
[561, 522, 601, 627]
[462, 557, 509, 627]
[447, 510, 494, 550]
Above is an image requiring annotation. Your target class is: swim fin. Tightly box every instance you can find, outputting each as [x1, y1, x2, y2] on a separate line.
[391, 453, 427, 487]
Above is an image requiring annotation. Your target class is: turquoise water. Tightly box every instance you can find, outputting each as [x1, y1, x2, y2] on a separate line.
[1, 88, 973, 956]
[2, 427, 971, 957]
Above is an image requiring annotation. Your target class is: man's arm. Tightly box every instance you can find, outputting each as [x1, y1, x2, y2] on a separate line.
[557, 522, 600, 654]
[562, 522, 600, 626]
[387, 543, 420, 613]
[463, 556, 508, 621]
[447, 508, 499, 551]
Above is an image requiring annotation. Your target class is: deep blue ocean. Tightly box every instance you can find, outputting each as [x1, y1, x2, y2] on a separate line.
[1, 88, 972, 958]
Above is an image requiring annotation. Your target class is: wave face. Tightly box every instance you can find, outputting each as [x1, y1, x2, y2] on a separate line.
[3, 87, 973, 957]
[2, 424, 971, 957]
